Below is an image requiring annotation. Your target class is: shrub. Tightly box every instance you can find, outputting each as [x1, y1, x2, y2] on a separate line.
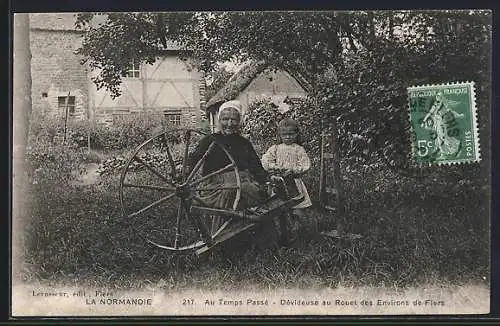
[97, 150, 176, 176]
[68, 113, 178, 151]
[243, 97, 323, 203]
[29, 111, 191, 153]
[26, 113, 108, 186]
[96, 130, 208, 177]
[26, 140, 85, 186]
[26, 114, 86, 186]
[28, 113, 67, 145]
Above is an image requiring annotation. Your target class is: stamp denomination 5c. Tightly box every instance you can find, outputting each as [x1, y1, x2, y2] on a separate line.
[407, 82, 480, 165]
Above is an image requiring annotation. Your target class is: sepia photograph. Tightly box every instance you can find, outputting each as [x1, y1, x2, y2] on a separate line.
[11, 10, 491, 317]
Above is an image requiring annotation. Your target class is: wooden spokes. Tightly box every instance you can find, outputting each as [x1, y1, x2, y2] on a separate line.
[119, 128, 242, 252]
[128, 193, 177, 218]
[185, 142, 216, 183]
[193, 186, 240, 192]
[122, 183, 176, 192]
[188, 163, 235, 187]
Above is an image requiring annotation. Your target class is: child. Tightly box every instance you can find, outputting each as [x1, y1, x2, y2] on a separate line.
[261, 118, 312, 245]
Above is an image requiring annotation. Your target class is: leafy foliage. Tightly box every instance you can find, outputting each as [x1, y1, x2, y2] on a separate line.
[76, 10, 491, 179]
[75, 11, 342, 98]
[97, 147, 182, 177]
[314, 10, 491, 176]
[31, 112, 183, 152]
[242, 98, 283, 151]
[75, 13, 189, 98]
[26, 141, 84, 186]
[22, 161, 489, 288]
[242, 97, 331, 203]
[27, 115, 85, 185]
[186, 11, 343, 78]
[18, 11, 491, 293]
[204, 64, 233, 101]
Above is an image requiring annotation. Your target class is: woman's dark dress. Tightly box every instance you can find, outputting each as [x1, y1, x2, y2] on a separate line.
[188, 132, 269, 232]
[190, 133, 284, 249]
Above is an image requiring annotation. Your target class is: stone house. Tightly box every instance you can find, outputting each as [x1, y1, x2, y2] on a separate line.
[205, 60, 311, 130]
[29, 13, 206, 126]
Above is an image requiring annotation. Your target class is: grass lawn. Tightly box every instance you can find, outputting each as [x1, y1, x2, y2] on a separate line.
[16, 162, 490, 292]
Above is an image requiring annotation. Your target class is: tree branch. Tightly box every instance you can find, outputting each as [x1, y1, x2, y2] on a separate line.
[156, 13, 169, 49]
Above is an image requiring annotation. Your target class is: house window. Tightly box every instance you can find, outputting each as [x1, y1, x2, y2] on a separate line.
[122, 58, 141, 78]
[164, 110, 182, 126]
[58, 96, 76, 116]
[112, 114, 126, 124]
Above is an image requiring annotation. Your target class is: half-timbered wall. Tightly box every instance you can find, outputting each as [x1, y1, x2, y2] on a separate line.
[90, 55, 203, 127]
[29, 13, 204, 128]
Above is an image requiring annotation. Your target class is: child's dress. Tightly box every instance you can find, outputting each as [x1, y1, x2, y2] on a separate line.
[261, 143, 312, 208]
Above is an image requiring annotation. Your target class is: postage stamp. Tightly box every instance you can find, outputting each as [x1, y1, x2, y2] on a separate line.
[407, 82, 480, 165]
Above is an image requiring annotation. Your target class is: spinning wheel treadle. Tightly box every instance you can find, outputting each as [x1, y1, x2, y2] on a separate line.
[193, 176, 304, 255]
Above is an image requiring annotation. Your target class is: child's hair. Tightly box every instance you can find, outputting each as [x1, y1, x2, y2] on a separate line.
[277, 118, 302, 145]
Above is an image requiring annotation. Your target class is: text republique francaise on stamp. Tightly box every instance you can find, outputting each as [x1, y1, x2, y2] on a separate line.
[407, 82, 480, 165]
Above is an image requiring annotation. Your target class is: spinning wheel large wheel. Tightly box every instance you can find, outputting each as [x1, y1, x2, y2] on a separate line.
[119, 128, 241, 252]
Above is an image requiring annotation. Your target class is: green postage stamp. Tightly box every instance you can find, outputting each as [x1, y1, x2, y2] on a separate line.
[407, 82, 480, 165]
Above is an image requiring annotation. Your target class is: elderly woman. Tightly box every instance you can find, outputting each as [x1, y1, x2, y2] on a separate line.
[188, 100, 269, 231]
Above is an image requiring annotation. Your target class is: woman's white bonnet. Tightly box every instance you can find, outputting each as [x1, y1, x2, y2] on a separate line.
[217, 100, 242, 121]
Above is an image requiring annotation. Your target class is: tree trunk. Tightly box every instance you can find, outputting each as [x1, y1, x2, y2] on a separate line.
[13, 14, 32, 165]
[12, 13, 32, 282]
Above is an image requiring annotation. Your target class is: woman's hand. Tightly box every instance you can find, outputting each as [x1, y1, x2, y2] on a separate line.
[268, 168, 280, 175]
[270, 175, 282, 182]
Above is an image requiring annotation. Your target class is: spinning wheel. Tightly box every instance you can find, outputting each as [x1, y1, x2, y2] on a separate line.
[119, 128, 241, 252]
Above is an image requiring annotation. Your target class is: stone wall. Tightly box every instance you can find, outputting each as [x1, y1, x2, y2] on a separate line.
[30, 29, 89, 121]
[29, 13, 204, 129]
